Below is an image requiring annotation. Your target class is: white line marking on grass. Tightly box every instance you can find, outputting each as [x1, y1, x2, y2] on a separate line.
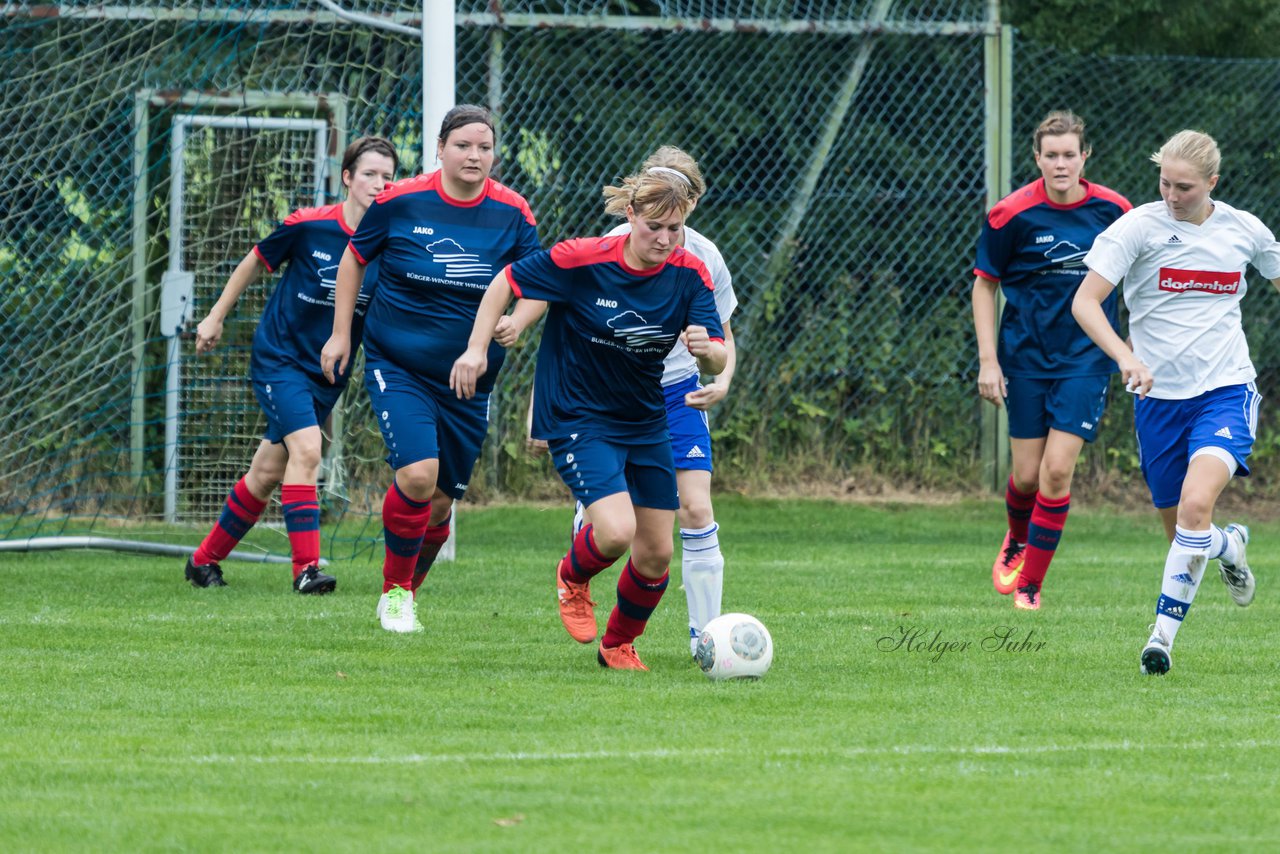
[188, 739, 1280, 765]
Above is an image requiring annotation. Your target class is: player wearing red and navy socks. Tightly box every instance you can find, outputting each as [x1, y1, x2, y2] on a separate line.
[971, 111, 1131, 609]
[452, 166, 726, 671]
[1075, 129, 1280, 674]
[321, 105, 540, 633]
[187, 137, 398, 593]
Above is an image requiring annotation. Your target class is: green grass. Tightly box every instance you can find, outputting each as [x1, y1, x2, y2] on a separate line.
[3, 497, 1280, 852]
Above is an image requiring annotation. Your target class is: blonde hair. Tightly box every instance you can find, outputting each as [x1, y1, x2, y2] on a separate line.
[1034, 110, 1091, 157]
[1150, 130, 1220, 179]
[641, 145, 707, 201]
[602, 166, 695, 220]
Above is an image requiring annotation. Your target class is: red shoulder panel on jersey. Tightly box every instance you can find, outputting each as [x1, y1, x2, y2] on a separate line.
[550, 237, 623, 270]
[987, 179, 1048, 230]
[486, 179, 538, 226]
[373, 172, 437, 205]
[668, 246, 714, 291]
[283, 202, 344, 228]
[1090, 183, 1134, 214]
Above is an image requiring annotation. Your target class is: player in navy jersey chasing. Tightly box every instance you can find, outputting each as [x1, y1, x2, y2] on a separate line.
[1073, 129, 1280, 675]
[972, 111, 1132, 610]
[185, 136, 398, 594]
[451, 167, 728, 671]
[321, 105, 540, 633]
[496, 146, 738, 657]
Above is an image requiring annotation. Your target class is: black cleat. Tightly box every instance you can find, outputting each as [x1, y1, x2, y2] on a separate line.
[186, 557, 227, 588]
[293, 565, 337, 595]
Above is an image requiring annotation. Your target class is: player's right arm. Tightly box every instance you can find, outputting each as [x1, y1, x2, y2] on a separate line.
[1072, 271, 1152, 398]
[194, 250, 264, 355]
[320, 244, 365, 384]
[451, 268, 516, 399]
[971, 274, 1005, 407]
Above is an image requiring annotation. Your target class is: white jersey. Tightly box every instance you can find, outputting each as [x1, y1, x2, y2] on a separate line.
[1084, 199, 1280, 399]
[606, 223, 737, 386]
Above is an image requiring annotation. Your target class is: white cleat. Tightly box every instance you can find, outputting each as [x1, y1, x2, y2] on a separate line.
[378, 586, 423, 633]
[1140, 624, 1172, 676]
[1219, 523, 1255, 607]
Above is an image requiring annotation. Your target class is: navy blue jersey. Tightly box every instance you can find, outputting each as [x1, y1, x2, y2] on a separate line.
[512, 237, 725, 443]
[351, 170, 540, 393]
[249, 203, 378, 387]
[974, 178, 1131, 378]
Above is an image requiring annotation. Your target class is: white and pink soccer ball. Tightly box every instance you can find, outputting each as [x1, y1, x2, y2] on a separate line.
[695, 613, 773, 680]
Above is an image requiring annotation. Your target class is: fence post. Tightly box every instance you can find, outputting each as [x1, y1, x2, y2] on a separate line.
[981, 21, 1013, 493]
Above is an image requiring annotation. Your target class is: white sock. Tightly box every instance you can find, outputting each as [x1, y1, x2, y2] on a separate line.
[681, 522, 724, 651]
[1209, 524, 1241, 566]
[1154, 526, 1211, 646]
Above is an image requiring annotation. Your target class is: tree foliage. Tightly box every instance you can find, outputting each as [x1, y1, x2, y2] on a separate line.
[1005, 0, 1280, 58]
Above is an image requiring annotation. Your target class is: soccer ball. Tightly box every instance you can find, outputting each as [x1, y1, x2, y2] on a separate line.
[695, 613, 773, 680]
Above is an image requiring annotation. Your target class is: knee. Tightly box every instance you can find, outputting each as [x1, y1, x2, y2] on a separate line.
[632, 537, 674, 576]
[1038, 461, 1074, 496]
[288, 443, 324, 477]
[678, 499, 714, 531]
[589, 516, 636, 557]
[1177, 492, 1215, 528]
[396, 463, 437, 502]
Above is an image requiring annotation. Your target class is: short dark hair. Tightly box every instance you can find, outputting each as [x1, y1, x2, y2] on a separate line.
[438, 104, 494, 143]
[341, 136, 398, 176]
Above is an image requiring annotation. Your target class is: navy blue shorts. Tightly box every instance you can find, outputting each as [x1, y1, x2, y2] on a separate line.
[1135, 382, 1260, 509]
[665, 375, 713, 472]
[252, 368, 341, 444]
[1005, 374, 1110, 442]
[364, 361, 489, 500]
[548, 432, 678, 511]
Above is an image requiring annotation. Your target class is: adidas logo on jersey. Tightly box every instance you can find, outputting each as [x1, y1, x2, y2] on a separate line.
[686, 445, 706, 459]
[1215, 426, 1233, 439]
[1167, 234, 1181, 244]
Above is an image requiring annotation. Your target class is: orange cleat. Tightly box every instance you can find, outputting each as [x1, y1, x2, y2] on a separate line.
[992, 531, 1026, 595]
[556, 559, 598, 643]
[1014, 582, 1040, 610]
[597, 642, 648, 671]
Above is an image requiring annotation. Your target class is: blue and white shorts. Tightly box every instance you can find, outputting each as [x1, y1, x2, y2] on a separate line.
[252, 367, 342, 444]
[1005, 374, 1110, 442]
[1134, 382, 1260, 509]
[665, 374, 713, 472]
[363, 361, 490, 500]
[548, 432, 678, 511]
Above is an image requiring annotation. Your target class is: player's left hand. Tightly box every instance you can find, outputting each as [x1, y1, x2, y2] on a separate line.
[449, 347, 488, 400]
[684, 382, 728, 411]
[681, 325, 710, 357]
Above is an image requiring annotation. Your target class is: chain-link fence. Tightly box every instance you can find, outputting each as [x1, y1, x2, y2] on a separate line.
[3, 1, 1278, 558]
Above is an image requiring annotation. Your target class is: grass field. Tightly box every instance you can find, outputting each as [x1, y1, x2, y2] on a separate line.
[3, 496, 1280, 852]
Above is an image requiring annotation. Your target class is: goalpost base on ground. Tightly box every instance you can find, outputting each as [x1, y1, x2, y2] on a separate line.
[0, 536, 319, 566]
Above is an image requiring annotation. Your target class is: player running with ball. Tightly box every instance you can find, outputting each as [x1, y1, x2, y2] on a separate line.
[452, 167, 727, 671]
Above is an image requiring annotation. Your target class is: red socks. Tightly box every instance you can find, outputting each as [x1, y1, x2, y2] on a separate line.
[411, 514, 452, 594]
[194, 476, 267, 565]
[559, 523, 618, 585]
[1005, 476, 1036, 544]
[281, 484, 320, 578]
[602, 560, 669, 648]
[382, 481, 431, 593]
[1019, 493, 1070, 588]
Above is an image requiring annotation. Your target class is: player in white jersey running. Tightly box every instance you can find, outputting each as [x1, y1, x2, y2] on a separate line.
[1073, 129, 1280, 675]
[499, 146, 738, 656]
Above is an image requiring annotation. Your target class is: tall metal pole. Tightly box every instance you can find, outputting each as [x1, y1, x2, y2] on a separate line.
[422, 0, 457, 167]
